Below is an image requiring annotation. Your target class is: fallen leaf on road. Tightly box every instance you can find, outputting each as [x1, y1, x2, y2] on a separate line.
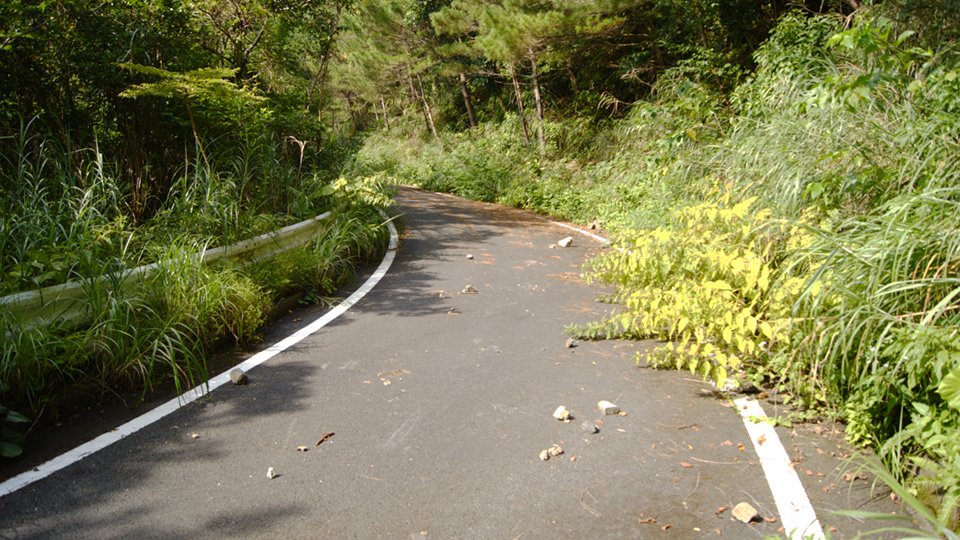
[737, 443, 746, 451]
[316, 432, 335, 446]
[296, 446, 308, 452]
[842, 472, 867, 482]
[190, 433, 200, 439]
[721, 440, 733, 446]
[756, 435, 767, 445]
[680, 462, 694, 468]
[638, 516, 657, 524]
[715, 505, 729, 516]
[661, 524, 673, 531]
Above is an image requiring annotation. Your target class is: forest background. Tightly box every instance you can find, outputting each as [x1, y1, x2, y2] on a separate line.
[2, 0, 959, 533]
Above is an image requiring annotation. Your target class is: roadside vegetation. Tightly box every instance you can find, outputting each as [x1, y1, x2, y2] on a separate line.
[0, 0, 391, 459]
[332, 0, 960, 533]
[3, 0, 959, 533]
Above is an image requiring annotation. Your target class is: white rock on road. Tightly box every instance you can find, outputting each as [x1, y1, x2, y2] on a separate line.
[598, 400, 620, 415]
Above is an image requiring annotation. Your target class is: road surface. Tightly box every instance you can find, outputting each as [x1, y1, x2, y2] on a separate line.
[0, 188, 900, 538]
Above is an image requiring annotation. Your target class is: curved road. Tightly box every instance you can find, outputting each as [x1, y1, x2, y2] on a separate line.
[0, 188, 897, 538]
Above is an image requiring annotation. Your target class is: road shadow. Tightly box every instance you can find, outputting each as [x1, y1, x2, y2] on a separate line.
[0, 359, 318, 538]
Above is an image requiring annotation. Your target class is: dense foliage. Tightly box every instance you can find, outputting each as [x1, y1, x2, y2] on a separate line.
[336, 0, 960, 532]
[0, 0, 391, 457]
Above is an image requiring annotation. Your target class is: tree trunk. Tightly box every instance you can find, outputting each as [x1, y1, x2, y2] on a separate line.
[183, 94, 208, 167]
[307, 5, 342, 120]
[509, 63, 531, 145]
[416, 73, 439, 139]
[344, 92, 360, 130]
[458, 72, 477, 129]
[405, 70, 428, 131]
[529, 48, 546, 158]
[381, 95, 390, 129]
[566, 61, 579, 94]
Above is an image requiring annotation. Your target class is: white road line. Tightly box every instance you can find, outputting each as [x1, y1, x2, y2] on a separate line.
[736, 397, 825, 539]
[552, 218, 824, 539]
[0, 212, 399, 499]
[551, 221, 609, 244]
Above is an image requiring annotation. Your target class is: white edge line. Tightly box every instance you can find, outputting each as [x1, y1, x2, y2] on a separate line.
[0, 211, 399, 499]
[552, 218, 823, 539]
[735, 397, 825, 539]
[551, 221, 609, 244]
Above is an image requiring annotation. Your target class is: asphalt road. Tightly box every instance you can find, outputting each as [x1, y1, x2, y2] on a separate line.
[0, 188, 902, 538]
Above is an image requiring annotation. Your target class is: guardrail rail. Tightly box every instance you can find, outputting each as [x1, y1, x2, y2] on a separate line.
[0, 211, 333, 329]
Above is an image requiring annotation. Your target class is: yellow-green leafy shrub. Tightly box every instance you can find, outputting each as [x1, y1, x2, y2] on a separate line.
[577, 187, 817, 390]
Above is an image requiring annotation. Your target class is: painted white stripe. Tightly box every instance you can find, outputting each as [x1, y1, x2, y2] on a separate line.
[736, 397, 825, 540]
[550, 221, 609, 244]
[0, 212, 399, 499]
[553, 218, 824, 539]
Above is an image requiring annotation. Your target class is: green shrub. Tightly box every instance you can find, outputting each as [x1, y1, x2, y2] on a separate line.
[575, 188, 814, 392]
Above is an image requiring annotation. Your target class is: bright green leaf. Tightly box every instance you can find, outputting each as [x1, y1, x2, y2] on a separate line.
[937, 367, 960, 411]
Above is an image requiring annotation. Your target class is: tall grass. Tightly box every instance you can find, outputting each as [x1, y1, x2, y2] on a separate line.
[0, 114, 393, 457]
[0, 118, 128, 296]
[0, 202, 389, 419]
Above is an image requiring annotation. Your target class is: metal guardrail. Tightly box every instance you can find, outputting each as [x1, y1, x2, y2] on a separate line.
[0, 211, 333, 329]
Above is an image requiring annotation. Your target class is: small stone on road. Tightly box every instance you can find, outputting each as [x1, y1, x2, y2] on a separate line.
[598, 400, 620, 415]
[230, 368, 247, 385]
[581, 420, 599, 433]
[732, 502, 760, 523]
[539, 444, 564, 461]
